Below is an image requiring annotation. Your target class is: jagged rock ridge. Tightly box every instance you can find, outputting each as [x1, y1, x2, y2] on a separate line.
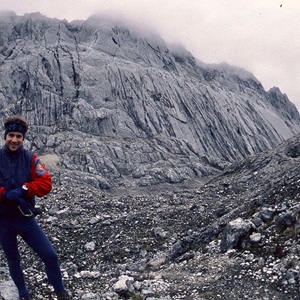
[0, 11, 300, 189]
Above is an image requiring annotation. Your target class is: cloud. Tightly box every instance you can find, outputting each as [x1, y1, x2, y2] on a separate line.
[1, 0, 300, 110]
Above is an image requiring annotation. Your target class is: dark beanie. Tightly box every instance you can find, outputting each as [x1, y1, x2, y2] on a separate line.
[4, 115, 28, 140]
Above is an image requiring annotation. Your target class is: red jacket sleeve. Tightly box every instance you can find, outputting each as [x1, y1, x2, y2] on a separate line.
[25, 154, 52, 197]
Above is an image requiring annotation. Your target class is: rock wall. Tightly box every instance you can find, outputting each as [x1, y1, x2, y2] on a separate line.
[0, 12, 300, 189]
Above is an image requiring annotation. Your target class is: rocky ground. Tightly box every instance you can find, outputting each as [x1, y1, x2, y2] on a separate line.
[1, 135, 300, 300]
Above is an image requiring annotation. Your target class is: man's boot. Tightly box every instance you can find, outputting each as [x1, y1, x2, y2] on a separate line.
[56, 290, 71, 300]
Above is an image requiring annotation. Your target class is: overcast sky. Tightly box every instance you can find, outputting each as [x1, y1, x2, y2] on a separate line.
[1, 0, 300, 110]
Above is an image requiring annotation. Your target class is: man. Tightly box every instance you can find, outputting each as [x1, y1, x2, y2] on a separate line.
[0, 115, 70, 300]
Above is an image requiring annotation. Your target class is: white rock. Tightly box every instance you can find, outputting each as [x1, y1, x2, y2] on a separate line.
[113, 275, 134, 294]
[0, 281, 19, 300]
[81, 292, 101, 300]
[250, 232, 262, 243]
[85, 241, 96, 251]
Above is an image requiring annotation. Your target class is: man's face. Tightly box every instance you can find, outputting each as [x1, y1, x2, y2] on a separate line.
[5, 131, 24, 152]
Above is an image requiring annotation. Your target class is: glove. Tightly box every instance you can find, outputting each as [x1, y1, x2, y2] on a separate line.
[1, 191, 19, 206]
[3, 187, 25, 202]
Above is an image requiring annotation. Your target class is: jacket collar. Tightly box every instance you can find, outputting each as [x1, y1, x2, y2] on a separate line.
[3, 144, 24, 157]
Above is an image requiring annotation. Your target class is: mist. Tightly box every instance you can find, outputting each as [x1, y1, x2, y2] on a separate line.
[1, 0, 300, 110]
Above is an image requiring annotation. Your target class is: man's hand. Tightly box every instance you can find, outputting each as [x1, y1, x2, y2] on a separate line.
[3, 187, 24, 201]
[2, 188, 25, 206]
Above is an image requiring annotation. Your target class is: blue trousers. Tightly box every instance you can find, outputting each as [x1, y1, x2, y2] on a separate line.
[0, 216, 65, 297]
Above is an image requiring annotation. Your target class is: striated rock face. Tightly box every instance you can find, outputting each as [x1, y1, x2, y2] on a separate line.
[0, 11, 300, 189]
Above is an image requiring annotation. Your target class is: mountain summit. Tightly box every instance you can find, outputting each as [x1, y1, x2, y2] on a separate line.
[0, 12, 299, 189]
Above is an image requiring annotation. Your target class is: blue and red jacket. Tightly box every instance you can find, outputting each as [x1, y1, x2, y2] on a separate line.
[0, 145, 52, 217]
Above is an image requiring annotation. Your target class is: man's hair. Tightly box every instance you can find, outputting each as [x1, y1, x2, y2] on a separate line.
[4, 115, 28, 132]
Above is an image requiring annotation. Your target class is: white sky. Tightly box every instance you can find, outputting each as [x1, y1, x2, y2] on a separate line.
[1, 0, 300, 111]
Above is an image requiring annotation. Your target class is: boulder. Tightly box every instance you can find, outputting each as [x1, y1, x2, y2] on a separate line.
[220, 218, 255, 252]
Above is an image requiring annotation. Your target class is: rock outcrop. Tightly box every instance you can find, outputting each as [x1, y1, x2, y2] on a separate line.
[1, 129, 300, 299]
[0, 11, 300, 190]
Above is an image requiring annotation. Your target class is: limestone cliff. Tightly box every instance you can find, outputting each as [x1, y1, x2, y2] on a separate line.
[0, 12, 299, 189]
